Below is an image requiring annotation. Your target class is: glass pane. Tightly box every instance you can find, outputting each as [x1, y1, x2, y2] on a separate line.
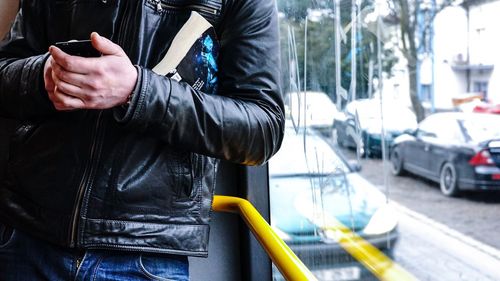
[270, 0, 500, 280]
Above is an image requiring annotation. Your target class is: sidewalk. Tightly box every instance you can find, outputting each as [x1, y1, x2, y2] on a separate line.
[393, 202, 500, 281]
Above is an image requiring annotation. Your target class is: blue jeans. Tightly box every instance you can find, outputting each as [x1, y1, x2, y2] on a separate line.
[0, 223, 189, 281]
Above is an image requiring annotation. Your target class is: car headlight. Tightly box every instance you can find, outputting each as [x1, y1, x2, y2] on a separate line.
[271, 226, 292, 242]
[362, 204, 398, 236]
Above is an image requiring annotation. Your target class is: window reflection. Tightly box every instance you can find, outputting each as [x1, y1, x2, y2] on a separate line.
[269, 126, 397, 281]
[271, 0, 500, 280]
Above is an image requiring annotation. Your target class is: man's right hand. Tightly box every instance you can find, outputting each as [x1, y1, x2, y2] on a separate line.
[43, 56, 55, 98]
[44, 32, 138, 111]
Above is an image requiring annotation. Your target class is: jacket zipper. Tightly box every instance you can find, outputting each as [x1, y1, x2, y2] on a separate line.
[116, 3, 131, 54]
[149, 0, 218, 15]
[69, 111, 104, 247]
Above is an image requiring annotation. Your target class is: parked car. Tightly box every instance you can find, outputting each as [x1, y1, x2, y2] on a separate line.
[390, 112, 500, 196]
[285, 91, 339, 135]
[332, 98, 417, 157]
[269, 125, 399, 281]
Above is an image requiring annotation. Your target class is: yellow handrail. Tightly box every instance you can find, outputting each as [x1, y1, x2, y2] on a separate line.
[212, 195, 318, 281]
[212, 195, 418, 281]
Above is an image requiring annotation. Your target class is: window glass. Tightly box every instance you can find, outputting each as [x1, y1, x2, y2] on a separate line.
[271, 1, 500, 281]
[418, 116, 449, 139]
[439, 120, 461, 142]
[269, 127, 349, 176]
[459, 114, 500, 143]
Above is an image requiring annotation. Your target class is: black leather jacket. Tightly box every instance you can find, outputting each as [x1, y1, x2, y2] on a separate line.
[0, 0, 284, 257]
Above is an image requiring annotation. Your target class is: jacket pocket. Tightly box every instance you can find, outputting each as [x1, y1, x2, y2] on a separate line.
[171, 150, 195, 200]
[7, 121, 39, 167]
[5, 115, 87, 214]
[11, 121, 38, 142]
[93, 136, 197, 216]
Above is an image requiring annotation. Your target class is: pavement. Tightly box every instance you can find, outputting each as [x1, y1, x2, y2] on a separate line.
[393, 202, 500, 281]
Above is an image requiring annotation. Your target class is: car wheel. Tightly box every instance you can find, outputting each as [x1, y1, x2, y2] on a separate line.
[390, 147, 405, 176]
[440, 162, 460, 197]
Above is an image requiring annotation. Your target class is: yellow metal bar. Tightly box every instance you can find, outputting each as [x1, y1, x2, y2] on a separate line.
[213, 195, 419, 281]
[212, 195, 318, 281]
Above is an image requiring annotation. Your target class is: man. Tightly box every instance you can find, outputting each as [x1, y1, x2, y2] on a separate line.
[0, 0, 284, 280]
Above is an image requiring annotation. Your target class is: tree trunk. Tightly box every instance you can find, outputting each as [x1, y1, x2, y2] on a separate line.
[408, 61, 426, 122]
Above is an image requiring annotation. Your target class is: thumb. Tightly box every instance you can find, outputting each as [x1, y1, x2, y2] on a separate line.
[90, 32, 124, 56]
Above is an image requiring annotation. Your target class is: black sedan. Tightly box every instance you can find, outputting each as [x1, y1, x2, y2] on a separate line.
[390, 112, 500, 196]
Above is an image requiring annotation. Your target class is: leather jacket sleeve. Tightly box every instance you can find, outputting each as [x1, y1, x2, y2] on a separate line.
[0, 2, 55, 119]
[115, 0, 285, 165]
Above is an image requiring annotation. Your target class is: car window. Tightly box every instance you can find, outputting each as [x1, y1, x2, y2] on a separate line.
[436, 120, 463, 143]
[286, 91, 338, 129]
[269, 128, 349, 176]
[416, 129, 437, 139]
[434, 117, 461, 142]
[417, 116, 440, 138]
[345, 100, 417, 133]
[440, 120, 463, 142]
[459, 115, 500, 142]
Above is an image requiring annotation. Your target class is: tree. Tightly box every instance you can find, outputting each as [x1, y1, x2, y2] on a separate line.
[278, 0, 397, 107]
[386, 0, 457, 121]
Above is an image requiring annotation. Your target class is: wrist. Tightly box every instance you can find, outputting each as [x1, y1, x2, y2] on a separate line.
[126, 91, 134, 105]
[122, 65, 141, 107]
[123, 65, 139, 106]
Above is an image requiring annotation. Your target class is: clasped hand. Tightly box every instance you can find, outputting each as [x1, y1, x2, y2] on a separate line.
[44, 32, 138, 110]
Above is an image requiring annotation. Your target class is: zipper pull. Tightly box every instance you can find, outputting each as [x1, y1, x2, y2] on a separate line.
[154, 0, 163, 12]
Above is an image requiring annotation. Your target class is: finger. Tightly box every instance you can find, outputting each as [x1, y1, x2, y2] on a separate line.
[50, 88, 85, 110]
[49, 46, 96, 74]
[54, 79, 84, 99]
[51, 70, 84, 99]
[44, 57, 55, 92]
[51, 70, 82, 99]
[51, 60, 87, 87]
[51, 65, 63, 88]
[90, 32, 125, 56]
